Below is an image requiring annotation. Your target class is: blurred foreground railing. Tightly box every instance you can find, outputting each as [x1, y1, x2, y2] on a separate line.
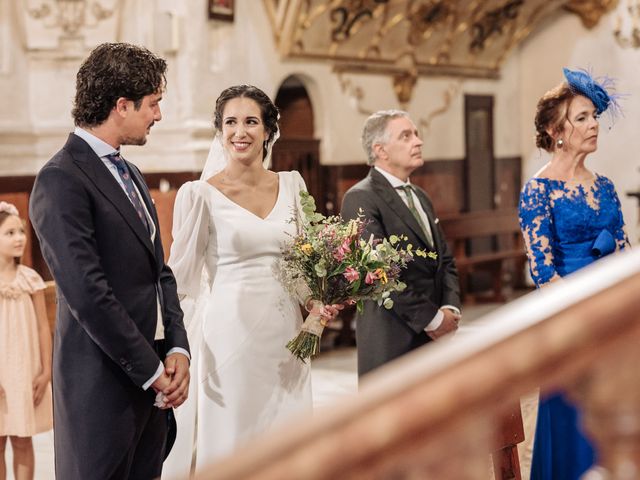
[193, 248, 640, 480]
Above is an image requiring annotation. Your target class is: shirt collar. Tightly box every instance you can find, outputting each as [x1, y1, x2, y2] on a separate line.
[73, 127, 119, 158]
[374, 166, 412, 188]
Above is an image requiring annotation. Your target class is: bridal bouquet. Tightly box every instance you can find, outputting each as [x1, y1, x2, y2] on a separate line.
[280, 191, 436, 361]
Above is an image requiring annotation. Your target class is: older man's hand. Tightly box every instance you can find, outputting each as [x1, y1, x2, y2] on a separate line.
[427, 308, 460, 340]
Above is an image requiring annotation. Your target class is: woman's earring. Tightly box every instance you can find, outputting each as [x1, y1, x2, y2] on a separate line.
[556, 138, 564, 149]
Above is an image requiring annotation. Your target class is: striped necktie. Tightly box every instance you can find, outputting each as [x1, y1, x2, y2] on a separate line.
[106, 152, 150, 232]
[396, 185, 433, 246]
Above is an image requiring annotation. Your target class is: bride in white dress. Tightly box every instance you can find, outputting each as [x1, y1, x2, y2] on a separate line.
[163, 85, 336, 478]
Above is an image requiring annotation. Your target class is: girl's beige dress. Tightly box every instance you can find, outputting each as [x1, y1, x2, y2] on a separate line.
[0, 265, 53, 437]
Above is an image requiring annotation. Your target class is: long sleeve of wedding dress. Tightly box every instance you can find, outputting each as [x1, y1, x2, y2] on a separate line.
[169, 181, 211, 299]
[163, 181, 211, 480]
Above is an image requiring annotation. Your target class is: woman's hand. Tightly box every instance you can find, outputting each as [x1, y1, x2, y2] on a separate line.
[0, 383, 5, 401]
[306, 299, 345, 326]
[32, 373, 51, 406]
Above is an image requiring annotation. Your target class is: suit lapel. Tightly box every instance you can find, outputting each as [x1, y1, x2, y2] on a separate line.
[128, 163, 158, 232]
[369, 168, 433, 248]
[128, 162, 164, 265]
[66, 135, 156, 258]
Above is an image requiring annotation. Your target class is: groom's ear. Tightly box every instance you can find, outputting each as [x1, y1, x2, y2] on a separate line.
[114, 97, 129, 118]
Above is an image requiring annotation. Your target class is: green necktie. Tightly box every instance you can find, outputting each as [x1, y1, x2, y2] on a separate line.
[396, 185, 433, 246]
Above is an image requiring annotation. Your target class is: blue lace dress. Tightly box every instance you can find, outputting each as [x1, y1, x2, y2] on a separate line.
[519, 174, 630, 480]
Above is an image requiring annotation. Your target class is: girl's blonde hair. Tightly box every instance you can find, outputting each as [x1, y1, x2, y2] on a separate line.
[0, 202, 23, 265]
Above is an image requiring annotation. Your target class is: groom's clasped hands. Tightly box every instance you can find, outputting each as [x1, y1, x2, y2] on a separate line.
[152, 353, 190, 409]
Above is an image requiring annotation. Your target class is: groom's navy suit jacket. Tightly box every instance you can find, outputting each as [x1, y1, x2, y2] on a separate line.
[341, 168, 460, 377]
[30, 133, 189, 479]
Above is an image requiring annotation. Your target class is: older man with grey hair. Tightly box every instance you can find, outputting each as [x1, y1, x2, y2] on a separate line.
[340, 109, 461, 377]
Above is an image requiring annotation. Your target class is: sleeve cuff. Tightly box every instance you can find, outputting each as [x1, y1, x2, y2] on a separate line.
[166, 347, 191, 363]
[441, 305, 461, 316]
[424, 309, 444, 332]
[142, 361, 164, 391]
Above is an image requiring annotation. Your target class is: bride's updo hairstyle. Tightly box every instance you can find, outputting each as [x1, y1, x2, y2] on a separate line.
[213, 85, 280, 159]
[534, 82, 576, 153]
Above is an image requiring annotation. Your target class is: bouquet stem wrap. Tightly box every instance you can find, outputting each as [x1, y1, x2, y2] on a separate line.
[286, 313, 327, 361]
[287, 300, 329, 361]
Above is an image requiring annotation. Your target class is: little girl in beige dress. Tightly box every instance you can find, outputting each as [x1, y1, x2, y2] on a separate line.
[0, 202, 52, 480]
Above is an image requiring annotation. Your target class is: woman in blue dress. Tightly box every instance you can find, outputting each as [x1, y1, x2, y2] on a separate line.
[519, 68, 630, 479]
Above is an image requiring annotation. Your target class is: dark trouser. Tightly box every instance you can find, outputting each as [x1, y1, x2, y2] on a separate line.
[53, 340, 174, 479]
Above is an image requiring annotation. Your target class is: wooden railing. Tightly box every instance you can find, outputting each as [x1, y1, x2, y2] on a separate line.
[193, 248, 640, 480]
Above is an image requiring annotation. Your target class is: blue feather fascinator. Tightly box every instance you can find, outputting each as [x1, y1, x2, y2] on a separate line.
[563, 67, 623, 121]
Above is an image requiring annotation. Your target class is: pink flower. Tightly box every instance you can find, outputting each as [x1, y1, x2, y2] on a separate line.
[333, 239, 352, 262]
[365, 271, 378, 285]
[343, 267, 360, 283]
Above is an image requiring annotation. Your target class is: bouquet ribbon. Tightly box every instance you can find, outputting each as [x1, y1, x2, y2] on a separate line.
[287, 299, 333, 361]
[300, 313, 326, 336]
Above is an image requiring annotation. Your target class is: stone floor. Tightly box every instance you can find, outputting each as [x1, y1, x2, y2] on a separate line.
[5, 300, 537, 479]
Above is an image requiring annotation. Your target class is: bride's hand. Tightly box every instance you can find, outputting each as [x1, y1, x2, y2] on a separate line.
[305, 299, 344, 326]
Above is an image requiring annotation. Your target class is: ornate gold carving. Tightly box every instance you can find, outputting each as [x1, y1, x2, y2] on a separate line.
[336, 72, 374, 116]
[330, 0, 387, 41]
[338, 67, 460, 130]
[408, 1, 451, 46]
[392, 69, 417, 105]
[563, 0, 618, 29]
[266, 0, 616, 108]
[470, 0, 525, 52]
[267, 0, 566, 80]
[24, 0, 116, 36]
[613, 0, 640, 48]
[418, 80, 462, 138]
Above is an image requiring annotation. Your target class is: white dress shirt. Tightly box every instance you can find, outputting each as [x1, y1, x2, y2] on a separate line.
[74, 127, 189, 389]
[374, 166, 461, 332]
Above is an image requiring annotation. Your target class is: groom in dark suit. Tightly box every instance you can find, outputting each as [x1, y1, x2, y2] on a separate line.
[30, 43, 190, 479]
[341, 110, 461, 377]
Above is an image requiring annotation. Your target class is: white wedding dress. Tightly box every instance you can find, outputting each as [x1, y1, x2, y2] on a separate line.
[163, 170, 312, 478]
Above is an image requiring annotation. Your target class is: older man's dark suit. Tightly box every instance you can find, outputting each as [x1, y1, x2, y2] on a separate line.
[341, 168, 460, 377]
[30, 134, 189, 479]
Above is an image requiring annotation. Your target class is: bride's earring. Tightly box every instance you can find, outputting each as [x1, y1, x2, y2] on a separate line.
[556, 138, 564, 149]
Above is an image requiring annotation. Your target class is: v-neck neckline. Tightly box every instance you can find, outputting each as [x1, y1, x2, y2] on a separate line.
[204, 172, 282, 221]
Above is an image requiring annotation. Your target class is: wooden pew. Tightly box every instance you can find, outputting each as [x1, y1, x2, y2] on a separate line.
[440, 209, 527, 303]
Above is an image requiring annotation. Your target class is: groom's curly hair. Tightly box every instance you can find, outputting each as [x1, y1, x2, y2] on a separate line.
[72, 43, 167, 127]
[213, 85, 280, 159]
